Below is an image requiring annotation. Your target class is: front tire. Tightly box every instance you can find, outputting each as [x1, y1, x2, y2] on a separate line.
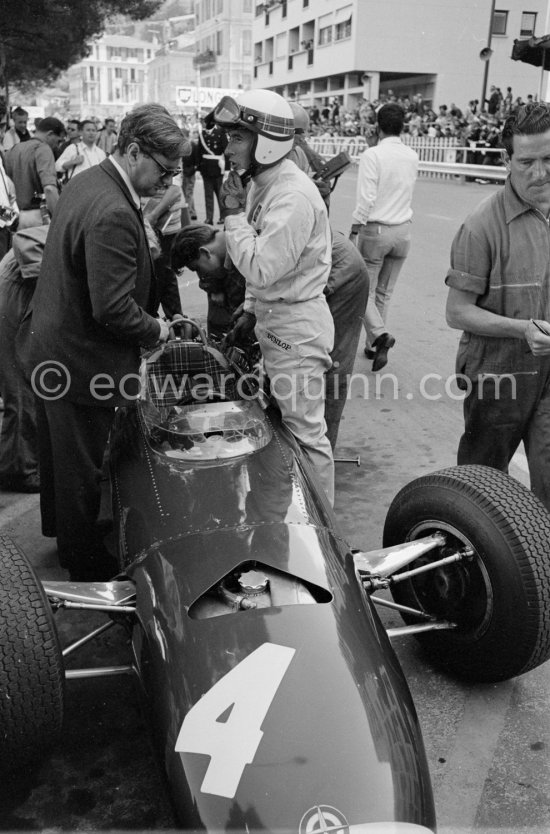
[383, 465, 550, 682]
[0, 534, 64, 767]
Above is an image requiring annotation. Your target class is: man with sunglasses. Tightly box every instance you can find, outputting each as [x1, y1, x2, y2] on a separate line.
[213, 89, 335, 505]
[29, 103, 189, 581]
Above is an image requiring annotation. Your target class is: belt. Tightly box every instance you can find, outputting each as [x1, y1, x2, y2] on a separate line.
[365, 220, 410, 226]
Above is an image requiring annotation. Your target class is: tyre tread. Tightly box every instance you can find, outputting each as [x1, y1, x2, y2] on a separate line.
[384, 465, 550, 680]
[0, 533, 64, 767]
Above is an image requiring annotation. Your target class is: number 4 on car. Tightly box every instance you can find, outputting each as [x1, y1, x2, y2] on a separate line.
[4, 318, 550, 833]
[176, 643, 295, 798]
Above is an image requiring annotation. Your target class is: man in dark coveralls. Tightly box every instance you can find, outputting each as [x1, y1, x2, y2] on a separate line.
[446, 102, 550, 512]
[29, 103, 189, 580]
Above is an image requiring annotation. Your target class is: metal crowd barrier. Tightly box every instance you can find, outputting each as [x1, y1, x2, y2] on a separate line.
[307, 135, 507, 182]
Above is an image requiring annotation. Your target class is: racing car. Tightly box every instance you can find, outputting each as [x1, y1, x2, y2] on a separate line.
[3, 322, 550, 833]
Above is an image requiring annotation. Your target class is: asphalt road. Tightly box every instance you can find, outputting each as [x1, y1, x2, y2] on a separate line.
[1, 171, 549, 833]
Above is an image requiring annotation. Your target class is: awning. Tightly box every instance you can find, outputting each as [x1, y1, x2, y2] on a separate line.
[511, 35, 550, 70]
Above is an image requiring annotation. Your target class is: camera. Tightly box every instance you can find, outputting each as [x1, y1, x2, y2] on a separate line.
[0, 205, 17, 225]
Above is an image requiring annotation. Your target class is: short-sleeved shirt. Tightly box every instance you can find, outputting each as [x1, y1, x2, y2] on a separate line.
[4, 138, 57, 210]
[445, 177, 550, 379]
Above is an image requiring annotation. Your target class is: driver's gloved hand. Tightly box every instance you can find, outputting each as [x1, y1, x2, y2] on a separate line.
[312, 177, 331, 201]
[224, 311, 256, 347]
[220, 170, 247, 216]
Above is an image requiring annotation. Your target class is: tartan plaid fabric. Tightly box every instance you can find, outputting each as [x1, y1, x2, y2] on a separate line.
[243, 106, 294, 138]
[144, 341, 238, 407]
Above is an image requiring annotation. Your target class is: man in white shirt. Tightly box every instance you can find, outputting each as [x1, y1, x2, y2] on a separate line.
[3, 107, 32, 152]
[0, 155, 18, 259]
[350, 104, 418, 371]
[56, 119, 106, 180]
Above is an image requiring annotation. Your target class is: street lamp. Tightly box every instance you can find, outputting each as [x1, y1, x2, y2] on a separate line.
[480, 0, 497, 110]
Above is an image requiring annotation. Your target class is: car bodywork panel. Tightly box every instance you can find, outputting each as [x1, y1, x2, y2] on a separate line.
[108, 399, 436, 831]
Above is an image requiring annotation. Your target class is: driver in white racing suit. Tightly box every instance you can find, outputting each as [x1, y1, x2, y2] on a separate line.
[213, 89, 335, 504]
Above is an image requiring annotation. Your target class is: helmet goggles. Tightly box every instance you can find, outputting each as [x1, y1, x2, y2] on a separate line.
[213, 96, 294, 142]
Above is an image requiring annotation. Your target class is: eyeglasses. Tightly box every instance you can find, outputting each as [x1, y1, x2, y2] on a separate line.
[143, 150, 182, 179]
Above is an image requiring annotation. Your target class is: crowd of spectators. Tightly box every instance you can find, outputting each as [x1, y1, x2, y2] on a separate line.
[304, 85, 540, 160]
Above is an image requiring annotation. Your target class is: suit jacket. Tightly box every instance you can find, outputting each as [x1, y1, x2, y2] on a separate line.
[30, 158, 160, 406]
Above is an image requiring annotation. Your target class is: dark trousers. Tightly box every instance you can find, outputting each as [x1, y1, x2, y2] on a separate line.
[0, 227, 11, 261]
[202, 174, 224, 223]
[458, 362, 550, 512]
[325, 276, 369, 449]
[36, 396, 117, 579]
[0, 274, 38, 479]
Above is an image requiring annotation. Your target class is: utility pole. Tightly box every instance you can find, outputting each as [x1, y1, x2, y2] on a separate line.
[481, 0, 497, 110]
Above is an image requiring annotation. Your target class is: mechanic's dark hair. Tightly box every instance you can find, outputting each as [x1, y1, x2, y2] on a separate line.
[37, 117, 66, 136]
[502, 102, 550, 157]
[116, 103, 190, 159]
[171, 223, 218, 270]
[377, 103, 405, 136]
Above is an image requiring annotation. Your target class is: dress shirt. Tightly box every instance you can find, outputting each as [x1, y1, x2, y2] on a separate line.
[107, 155, 141, 209]
[352, 136, 419, 225]
[55, 141, 106, 179]
[0, 161, 18, 227]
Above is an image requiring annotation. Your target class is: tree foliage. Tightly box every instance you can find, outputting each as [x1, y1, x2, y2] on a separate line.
[0, 0, 163, 97]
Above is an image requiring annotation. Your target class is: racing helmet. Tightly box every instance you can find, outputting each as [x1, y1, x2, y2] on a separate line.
[213, 89, 295, 167]
[288, 101, 310, 134]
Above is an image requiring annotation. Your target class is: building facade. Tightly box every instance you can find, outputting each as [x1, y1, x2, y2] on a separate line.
[252, 0, 550, 111]
[66, 34, 155, 119]
[193, 0, 254, 90]
[147, 42, 197, 111]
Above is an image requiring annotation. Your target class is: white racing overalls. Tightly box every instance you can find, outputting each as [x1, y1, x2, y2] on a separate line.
[225, 160, 335, 503]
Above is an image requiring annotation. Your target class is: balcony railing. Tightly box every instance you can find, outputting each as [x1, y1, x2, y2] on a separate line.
[193, 49, 217, 69]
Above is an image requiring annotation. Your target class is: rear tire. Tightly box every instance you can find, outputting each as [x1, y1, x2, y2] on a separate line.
[383, 465, 550, 681]
[0, 534, 64, 767]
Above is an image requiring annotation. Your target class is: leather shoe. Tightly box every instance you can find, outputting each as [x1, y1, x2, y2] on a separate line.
[364, 347, 375, 359]
[371, 333, 395, 372]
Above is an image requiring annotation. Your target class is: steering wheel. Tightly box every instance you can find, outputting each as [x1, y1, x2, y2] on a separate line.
[168, 316, 206, 342]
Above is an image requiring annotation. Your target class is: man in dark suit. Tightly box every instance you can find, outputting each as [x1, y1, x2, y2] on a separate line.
[29, 103, 189, 581]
